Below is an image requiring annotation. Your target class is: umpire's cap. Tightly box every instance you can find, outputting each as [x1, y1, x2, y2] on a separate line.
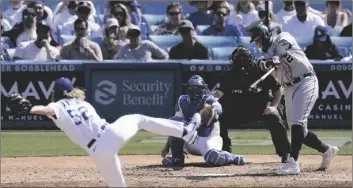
[54, 77, 73, 93]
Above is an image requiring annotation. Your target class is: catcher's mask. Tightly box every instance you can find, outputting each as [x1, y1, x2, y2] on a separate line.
[229, 46, 254, 73]
[51, 77, 74, 102]
[184, 75, 208, 102]
[248, 24, 273, 53]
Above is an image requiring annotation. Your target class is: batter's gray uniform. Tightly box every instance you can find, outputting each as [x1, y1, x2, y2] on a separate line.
[261, 32, 317, 136]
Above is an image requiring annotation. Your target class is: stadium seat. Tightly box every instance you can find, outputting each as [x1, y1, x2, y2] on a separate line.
[6, 48, 16, 61]
[195, 36, 238, 48]
[196, 25, 209, 35]
[149, 25, 158, 33]
[142, 14, 165, 25]
[295, 36, 313, 50]
[331, 37, 352, 57]
[211, 47, 234, 60]
[96, 14, 105, 25]
[59, 35, 76, 45]
[148, 35, 182, 49]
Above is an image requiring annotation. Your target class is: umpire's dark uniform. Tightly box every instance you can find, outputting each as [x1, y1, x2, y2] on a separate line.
[218, 58, 291, 161]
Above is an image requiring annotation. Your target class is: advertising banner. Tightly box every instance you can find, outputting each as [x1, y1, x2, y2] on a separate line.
[84, 63, 181, 123]
[1, 63, 84, 129]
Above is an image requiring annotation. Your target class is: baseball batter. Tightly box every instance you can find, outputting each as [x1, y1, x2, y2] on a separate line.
[161, 75, 245, 167]
[248, 24, 339, 175]
[6, 77, 203, 187]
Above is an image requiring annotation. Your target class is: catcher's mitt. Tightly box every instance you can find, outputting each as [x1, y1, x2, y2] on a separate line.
[200, 104, 216, 127]
[6, 94, 32, 115]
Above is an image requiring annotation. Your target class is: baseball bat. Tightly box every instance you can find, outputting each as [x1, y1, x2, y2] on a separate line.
[249, 67, 275, 90]
[210, 82, 224, 100]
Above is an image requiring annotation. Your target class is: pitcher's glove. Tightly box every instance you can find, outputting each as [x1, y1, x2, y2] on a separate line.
[6, 94, 32, 115]
[200, 104, 216, 127]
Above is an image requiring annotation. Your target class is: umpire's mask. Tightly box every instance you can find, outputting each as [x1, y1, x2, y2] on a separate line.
[229, 46, 253, 73]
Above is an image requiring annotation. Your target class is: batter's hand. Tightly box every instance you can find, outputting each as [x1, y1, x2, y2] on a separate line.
[263, 106, 276, 115]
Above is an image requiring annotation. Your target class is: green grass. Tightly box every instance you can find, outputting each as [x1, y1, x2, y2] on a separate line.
[1, 130, 351, 157]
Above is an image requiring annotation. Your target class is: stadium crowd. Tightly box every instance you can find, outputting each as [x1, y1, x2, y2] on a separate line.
[0, 0, 352, 62]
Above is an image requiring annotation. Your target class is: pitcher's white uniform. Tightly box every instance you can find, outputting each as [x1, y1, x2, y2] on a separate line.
[261, 32, 318, 135]
[47, 98, 197, 187]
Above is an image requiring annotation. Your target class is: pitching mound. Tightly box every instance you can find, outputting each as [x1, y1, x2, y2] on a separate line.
[2, 155, 352, 187]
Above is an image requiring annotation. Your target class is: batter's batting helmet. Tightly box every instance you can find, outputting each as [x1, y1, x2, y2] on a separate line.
[248, 24, 272, 52]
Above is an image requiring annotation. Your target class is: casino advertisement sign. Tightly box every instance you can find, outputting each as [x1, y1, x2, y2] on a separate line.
[308, 71, 352, 128]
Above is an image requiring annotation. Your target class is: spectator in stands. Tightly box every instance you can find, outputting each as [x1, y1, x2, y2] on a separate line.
[110, 3, 134, 28]
[60, 2, 100, 36]
[323, 1, 349, 36]
[117, 26, 130, 49]
[257, 6, 281, 36]
[202, 4, 242, 37]
[2, 0, 24, 24]
[226, 0, 260, 27]
[13, 24, 59, 61]
[153, 2, 183, 35]
[104, 1, 141, 26]
[274, 1, 296, 26]
[2, 9, 37, 47]
[2, 9, 60, 48]
[340, 22, 352, 37]
[60, 19, 103, 61]
[252, 1, 273, 13]
[11, 1, 53, 31]
[282, 1, 325, 38]
[169, 20, 208, 60]
[102, 18, 120, 59]
[1, 14, 12, 32]
[305, 26, 342, 61]
[187, 1, 213, 27]
[53, 1, 96, 27]
[115, 25, 168, 60]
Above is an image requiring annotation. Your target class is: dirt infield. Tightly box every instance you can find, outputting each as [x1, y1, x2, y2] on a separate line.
[2, 155, 352, 187]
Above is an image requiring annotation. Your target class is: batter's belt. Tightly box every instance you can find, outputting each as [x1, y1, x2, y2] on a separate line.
[282, 71, 315, 87]
[87, 123, 108, 149]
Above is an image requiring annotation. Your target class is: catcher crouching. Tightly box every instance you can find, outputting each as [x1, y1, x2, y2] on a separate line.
[160, 75, 245, 167]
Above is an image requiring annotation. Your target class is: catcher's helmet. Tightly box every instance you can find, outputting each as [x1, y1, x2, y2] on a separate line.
[184, 75, 208, 102]
[248, 24, 272, 52]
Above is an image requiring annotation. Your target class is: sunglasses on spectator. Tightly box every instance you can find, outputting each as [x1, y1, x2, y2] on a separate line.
[127, 30, 141, 37]
[75, 26, 87, 31]
[23, 15, 34, 20]
[216, 12, 227, 17]
[112, 11, 125, 17]
[168, 12, 181, 16]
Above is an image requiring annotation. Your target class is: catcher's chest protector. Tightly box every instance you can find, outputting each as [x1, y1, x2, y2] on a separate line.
[178, 95, 212, 122]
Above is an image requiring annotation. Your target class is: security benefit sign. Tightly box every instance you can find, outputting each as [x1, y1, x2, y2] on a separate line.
[91, 70, 177, 122]
[1, 63, 83, 129]
[308, 69, 352, 128]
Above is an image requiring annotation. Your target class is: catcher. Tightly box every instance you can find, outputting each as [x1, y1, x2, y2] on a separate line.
[160, 75, 245, 167]
[217, 46, 291, 163]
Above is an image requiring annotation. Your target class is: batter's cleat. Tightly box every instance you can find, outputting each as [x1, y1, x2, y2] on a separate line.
[276, 157, 300, 175]
[317, 145, 339, 171]
[233, 155, 246, 165]
[162, 157, 185, 167]
[182, 113, 201, 144]
[281, 154, 289, 163]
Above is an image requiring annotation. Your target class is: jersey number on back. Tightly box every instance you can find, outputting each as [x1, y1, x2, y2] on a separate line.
[67, 107, 89, 125]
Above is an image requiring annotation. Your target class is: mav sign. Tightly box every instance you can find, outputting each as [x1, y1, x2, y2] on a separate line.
[1, 70, 83, 125]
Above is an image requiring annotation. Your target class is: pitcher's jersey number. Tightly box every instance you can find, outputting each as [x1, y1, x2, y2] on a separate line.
[67, 107, 89, 125]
